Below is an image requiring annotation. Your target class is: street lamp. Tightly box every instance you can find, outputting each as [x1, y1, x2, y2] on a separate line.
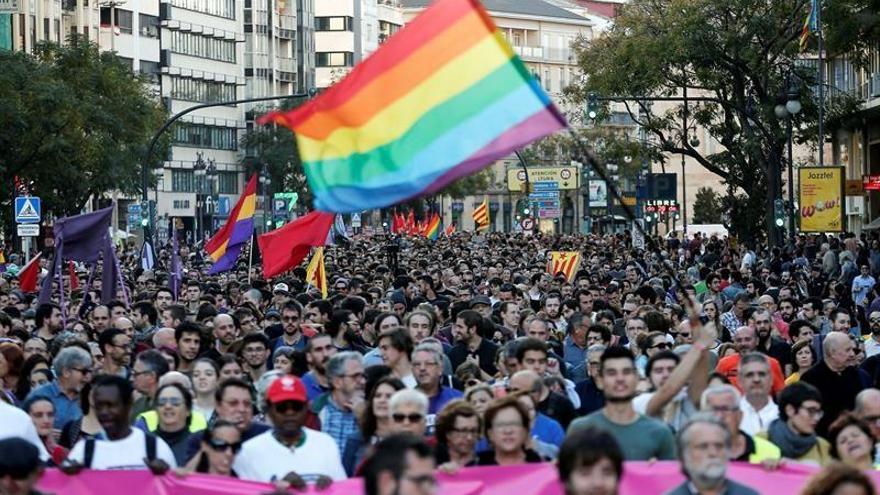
[260, 170, 272, 231]
[193, 152, 206, 242]
[775, 76, 802, 240]
[205, 158, 217, 233]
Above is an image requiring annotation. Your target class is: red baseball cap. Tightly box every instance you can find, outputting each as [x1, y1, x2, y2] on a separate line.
[266, 375, 307, 404]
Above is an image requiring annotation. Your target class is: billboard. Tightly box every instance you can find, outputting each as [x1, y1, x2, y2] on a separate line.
[588, 180, 607, 207]
[799, 166, 844, 232]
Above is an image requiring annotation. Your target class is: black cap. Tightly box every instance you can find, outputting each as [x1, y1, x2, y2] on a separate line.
[469, 295, 491, 308]
[0, 437, 41, 477]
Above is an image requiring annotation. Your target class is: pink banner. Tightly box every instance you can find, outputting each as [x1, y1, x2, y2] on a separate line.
[35, 462, 880, 494]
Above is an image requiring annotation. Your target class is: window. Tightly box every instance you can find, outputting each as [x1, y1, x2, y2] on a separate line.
[315, 16, 352, 31]
[140, 60, 160, 84]
[316, 51, 352, 67]
[170, 0, 235, 19]
[218, 172, 239, 194]
[171, 76, 238, 104]
[172, 169, 195, 192]
[170, 30, 237, 62]
[173, 123, 238, 150]
[100, 8, 133, 34]
[139, 14, 159, 38]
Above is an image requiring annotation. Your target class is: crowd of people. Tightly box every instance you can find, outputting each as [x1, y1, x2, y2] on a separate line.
[1, 228, 880, 494]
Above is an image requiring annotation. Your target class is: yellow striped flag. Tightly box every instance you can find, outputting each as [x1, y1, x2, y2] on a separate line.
[305, 247, 327, 299]
[547, 251, 582, 282]
[472, 197, 490, 230]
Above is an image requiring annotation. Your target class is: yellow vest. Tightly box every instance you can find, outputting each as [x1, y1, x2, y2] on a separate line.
[748, 435, 782, 463]
[137, 410, 208, 433]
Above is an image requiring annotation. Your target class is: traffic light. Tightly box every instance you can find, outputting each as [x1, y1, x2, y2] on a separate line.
[586, 92, 599, 121]
[774, 199, 785, 227]
[140, 202, 149, 228]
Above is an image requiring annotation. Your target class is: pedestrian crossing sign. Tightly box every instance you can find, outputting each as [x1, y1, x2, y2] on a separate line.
[15, 196, 41, 224]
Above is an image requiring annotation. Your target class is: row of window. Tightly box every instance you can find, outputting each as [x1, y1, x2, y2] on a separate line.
[173, 123, 238, 150]
[98, 9, 159, 38]
[316, 51, 353, 68]
[171, 0, 236, 20]
[171, 77, 238, 104]
[171, 170, 240, 193]
[170, 31, 237, 62]
[315, 16, 352, 32]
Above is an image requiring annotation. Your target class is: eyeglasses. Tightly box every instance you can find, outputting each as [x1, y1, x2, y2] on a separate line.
[157, 397, 183, 407]
[272, 401, 306, 414]
[282, 316, 300, 322]
[861, 415, 880, 424]
[799, 406, 824, 419]
[111, 341, 132, 349]
[450, 428, 480, 437]
[207, 438, 242, 454]
[651, 343, 671, 350]
[492, 420, 524, 431]
[71, 367, 93, 375]
[392, 413, 424, 424]
[709, 405, 740, 415]
[870, 318, 880, 323]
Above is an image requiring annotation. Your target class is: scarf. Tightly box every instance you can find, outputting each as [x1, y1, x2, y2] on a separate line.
[766, 418, 817, 459]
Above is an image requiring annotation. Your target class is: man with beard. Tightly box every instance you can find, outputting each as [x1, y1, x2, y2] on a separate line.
[234, 375, 345, 485]
[664, 414, 759, 495]
[542, 292, 566, 333]
[270, 301, 307, 353]
[301, 334, 338, 401]
[203, 313, 239, 363]
[98, 328, 132, 378]
[239, 333, 270, 383]
[318, 352, 366, 473]
[777, 298, 798, 324]
[447, 310, 498, 377]
[715, 326, 785, 395]
[174, 322, 202, 373]
[568, 346, 676, 461]
[33, 303, 62, 343]
[864, 311, 880, 358]
[752, 309, 792, 375]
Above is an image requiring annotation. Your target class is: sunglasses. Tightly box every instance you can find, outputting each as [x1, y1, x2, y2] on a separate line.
[157, 397, 183, 407]
[392, 413, 424, 424]
[207, 438, 242, 454]
[273, 401, 306, 414]
[651, 343, 671, 350]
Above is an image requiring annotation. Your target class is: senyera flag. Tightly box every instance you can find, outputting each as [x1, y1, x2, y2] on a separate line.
[547, 251, 582, 282]
[258, 0, 566, 213]
[205, 174, 257, 274]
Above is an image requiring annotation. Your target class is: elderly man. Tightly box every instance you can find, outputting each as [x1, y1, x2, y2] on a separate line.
[388, 389, 429, 437]
[664, 414, 759, 495]
[318, 352, 365, 475]
[737, 353, 779, 436]
[715, 326, 785, 395]
[151, 327, 176, 349]
[130, 349, 169, 420]
[203, 313, 239, 363]
[700, 385, 781, 464]
[574, 344, 606, 416]
[854, 388, 880, 463]
[801, 332, 866, 437]
[27, 346, 92, 430]
[412, 344, 461, 424]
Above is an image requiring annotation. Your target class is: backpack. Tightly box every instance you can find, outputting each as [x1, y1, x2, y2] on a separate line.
[82, 432, 157, 469]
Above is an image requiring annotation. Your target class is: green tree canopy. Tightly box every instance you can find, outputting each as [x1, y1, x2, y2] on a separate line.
[693, 187, 723, 224]
[0, 36, 166, 227]
[565, 0, 860, 242]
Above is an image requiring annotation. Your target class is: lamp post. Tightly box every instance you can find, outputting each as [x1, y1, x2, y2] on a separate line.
[193, 152, 206, 243]
[205, 158, 217, 234]
[774, 76, 802, 240]
[259, 170, 272, 232]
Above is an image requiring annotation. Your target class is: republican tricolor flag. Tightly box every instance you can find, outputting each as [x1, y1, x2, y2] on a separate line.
[205, 174, 257, 274]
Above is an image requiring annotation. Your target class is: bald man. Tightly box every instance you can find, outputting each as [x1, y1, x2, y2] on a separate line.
[204, 314, 239, 363]
[152, 328, 176, 349]
[855, 389, 880, 442]
[801, 332, 866, 436]
[509, 369, 575, 429]
[507, 370, 565, 448]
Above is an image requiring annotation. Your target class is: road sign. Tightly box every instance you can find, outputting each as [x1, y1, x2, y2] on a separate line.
[15, 196, 40, 224]
[17, 224, 39, 237]
[535, 201, 560, 209]
[351, 213, 362, 228]
[538, 209, 561, 218]
[520, 217, 534, 230]
[529, 191, 560, 200]
[532, 181, 559, 191]
[507, 166, 579, 191]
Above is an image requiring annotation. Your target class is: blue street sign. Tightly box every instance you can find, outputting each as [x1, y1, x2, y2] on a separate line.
[533, 181, 559, 191]
[529, 191, 560, 200]
[14, 196, 40, 224]
[217, 197, 231, 217]
[535, 200, 561, 208]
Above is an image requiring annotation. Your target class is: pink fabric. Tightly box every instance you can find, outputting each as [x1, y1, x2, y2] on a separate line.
[35, 462, 880, 494]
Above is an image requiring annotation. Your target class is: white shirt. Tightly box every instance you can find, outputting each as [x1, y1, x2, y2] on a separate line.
[0, 400, 50, 461]
[739, 397, 779, 436]
[234, 428, 347, 483]
[401, 373, 417, 389]
[68, 428, 177, 470]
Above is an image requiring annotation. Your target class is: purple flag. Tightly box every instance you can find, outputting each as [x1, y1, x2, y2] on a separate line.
[170, 225, 181, 301]
[39, 206, 120, 305]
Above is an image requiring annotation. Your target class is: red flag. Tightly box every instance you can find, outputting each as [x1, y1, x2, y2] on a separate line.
[444, 223, 456, 237]
[68, 261, 79, 292]
[18, 252, 42, 293]
[391, 212, 403, 233]
[258, 211, 335, 279]
[406, 210, 415, 235]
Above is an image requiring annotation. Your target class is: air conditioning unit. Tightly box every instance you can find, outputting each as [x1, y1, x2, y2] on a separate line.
[872, 73, 880, 98]
[846, 196, 864, 216]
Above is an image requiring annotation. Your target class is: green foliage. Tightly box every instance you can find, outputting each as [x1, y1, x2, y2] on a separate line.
[240, 121, 311, 209]
[823, 0, 880, 67]
[0, 36, 166, 226]
[692, 187, 723, 224]
[564, 0, 857, 242]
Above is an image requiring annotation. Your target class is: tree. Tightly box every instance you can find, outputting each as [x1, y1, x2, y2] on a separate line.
[692, 187, 723, 224]
[0, 36, 166, 229]
[564, 0, 860, 243]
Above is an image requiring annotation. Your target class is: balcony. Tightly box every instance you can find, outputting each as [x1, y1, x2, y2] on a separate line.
[512, 45, 544, 62]
[276, 56, 295, 73]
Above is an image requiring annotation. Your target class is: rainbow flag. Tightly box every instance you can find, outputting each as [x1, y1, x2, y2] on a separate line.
[205, 174, 257, 274]
[424, 213, 441, 240]
[799, 0, 818, 51]
[258, 0, 565, 213]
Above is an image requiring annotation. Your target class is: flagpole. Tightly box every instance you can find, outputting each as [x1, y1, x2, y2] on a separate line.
[816, 0, 824, 166]
[247, 232, 254, 285]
